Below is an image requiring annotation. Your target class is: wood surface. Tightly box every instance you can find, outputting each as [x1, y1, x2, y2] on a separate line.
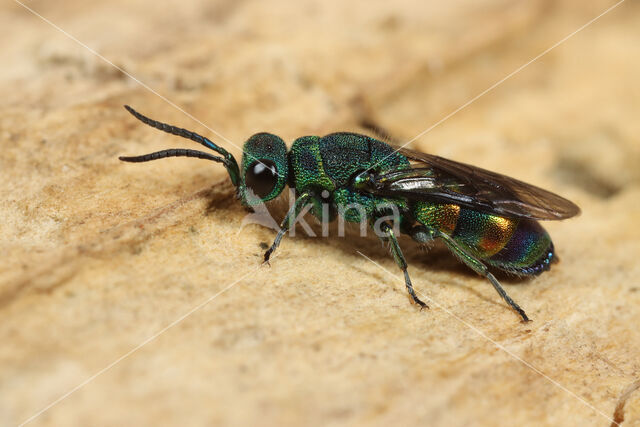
[1, 1, 639, 426]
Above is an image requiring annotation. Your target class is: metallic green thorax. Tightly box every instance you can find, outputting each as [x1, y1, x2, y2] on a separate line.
[287, 133, 410, 221]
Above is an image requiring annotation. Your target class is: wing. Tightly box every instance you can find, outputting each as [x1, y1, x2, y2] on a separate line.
[364, 146, 580, 220]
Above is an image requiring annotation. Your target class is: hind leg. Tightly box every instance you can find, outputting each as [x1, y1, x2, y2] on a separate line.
[436, 231, 530, 322]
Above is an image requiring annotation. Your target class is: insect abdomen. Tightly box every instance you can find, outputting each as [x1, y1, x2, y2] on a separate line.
[414, 202, 554, 275]
[483, 218, 554, 275]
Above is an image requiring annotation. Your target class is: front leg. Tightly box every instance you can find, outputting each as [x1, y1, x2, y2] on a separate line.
[377, 221, 428, 309]
[263, 192, 311, 264]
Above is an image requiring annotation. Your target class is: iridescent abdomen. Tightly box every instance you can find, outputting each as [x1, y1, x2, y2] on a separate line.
[414, 202, 554, 275]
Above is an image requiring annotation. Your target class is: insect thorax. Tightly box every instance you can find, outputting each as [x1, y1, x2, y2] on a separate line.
[288, 133, 411, 224]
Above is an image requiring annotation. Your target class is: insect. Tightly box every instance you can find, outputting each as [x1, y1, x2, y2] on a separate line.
[119, 105, 580, 321]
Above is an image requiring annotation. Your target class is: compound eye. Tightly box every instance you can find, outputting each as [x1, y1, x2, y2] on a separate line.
[245, 159, 278, 199]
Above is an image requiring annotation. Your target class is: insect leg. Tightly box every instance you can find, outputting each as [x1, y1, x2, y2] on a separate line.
[377, 221, 428, 309]
[436, 232, 530, 322]
[263, 193, 311, 264]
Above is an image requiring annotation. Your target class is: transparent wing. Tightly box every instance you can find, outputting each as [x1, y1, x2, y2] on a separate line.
[366, 146, 580, 220]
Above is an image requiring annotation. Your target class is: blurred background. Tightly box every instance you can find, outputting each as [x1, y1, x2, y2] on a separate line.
[1, 1, 639, 426]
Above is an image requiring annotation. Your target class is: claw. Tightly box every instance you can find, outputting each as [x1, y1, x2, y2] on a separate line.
[414, 298, 429, 310]
[518, 310, 531, 323]
[263, 249, 273, 266]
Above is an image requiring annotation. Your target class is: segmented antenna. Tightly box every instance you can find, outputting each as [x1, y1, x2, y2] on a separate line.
[124, 105, 228, 156]
[120, 105, 241, 186]
[119, 149, 225, 163]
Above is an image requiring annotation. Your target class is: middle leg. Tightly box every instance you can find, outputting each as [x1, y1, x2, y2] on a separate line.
[376, 221, 428, 309]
